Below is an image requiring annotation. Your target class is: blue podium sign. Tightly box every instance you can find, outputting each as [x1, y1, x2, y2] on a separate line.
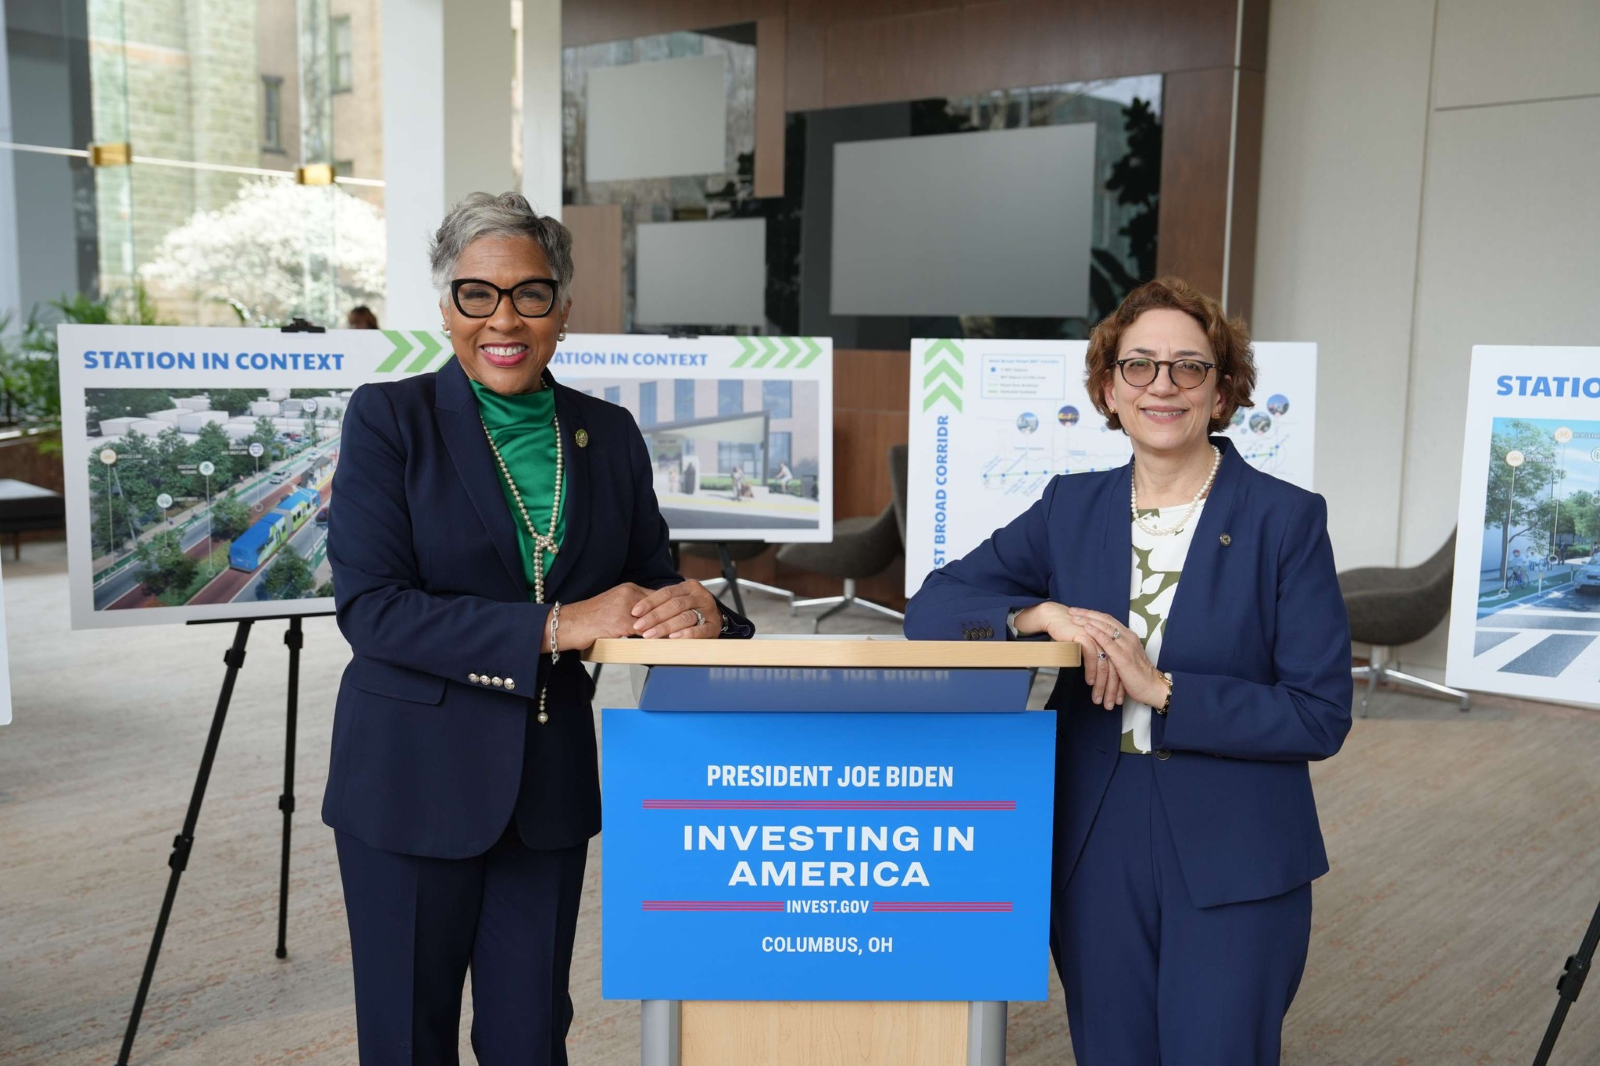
[601, 706, 1057, 1001]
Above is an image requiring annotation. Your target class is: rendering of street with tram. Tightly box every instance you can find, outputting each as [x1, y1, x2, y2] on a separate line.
[84, 387, 346, 611]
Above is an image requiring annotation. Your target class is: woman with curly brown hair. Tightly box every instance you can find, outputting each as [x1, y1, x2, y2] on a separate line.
[905, 278, 1351, 1065]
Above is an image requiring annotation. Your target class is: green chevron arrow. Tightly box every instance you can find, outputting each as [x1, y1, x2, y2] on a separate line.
[923, 382, 963, 412]
[794, 337, 823, 369]
[377, 330, 414, 372]
[923, 338, 964, 365]
[752, 337, 780, 368]
[405, 330, 444, 372]
[775, 337, 802, 368]
[924, 359, 963, 389]
[731, 337, 758, 368]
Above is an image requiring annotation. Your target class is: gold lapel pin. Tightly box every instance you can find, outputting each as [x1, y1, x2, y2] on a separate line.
[575, 428, 589, 448]
[1219, 533, 1231, 546]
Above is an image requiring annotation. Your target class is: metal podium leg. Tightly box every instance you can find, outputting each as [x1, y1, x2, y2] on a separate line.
[641, 1000, 681, 1066]
[968, 1001, 1007, 1065]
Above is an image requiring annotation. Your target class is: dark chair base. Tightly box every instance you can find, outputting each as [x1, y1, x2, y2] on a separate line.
[1352, 646, 1470, 717]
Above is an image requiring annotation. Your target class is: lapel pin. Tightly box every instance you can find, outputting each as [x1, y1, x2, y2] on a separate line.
[575, 428, 589, 448]
[1219, 533, 1231, 546]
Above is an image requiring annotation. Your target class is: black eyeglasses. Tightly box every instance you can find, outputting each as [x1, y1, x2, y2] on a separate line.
[450, 277, 559, 319]
[1114, 357, 1217, 390]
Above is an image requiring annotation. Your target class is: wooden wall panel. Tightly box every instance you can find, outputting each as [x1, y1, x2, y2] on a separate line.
[1227, 69, 1266, 320]
[1153, 67, 1233, 299]
[824, 8, 966, 107]
[1240, 0, 1271, 72]
[682, 1000, 967, 1066]
[562, 204, 624, 334]
[564, 0, 780, 48]
[833, 349, 911, 519]
[783, 13, 827, 111]
[825, 0, 1239, 109]
[754, 17, 787, 198]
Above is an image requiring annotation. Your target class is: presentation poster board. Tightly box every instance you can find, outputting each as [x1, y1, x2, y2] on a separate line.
[60, 325, 432, 629]
[602, 706, 1056, 1001]
[1447, 346, 1600, 703]
[555, 334, 833, 543]
[903, 339, 1318, 597]
[60, 327, 831, 629]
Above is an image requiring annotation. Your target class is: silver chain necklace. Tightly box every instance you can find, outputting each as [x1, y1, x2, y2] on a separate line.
[481, 412, 564, 723]
[1131, 445, 1221, 536]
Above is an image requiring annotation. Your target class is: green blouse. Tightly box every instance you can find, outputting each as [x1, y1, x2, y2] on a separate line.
[469, 378, 567, 597]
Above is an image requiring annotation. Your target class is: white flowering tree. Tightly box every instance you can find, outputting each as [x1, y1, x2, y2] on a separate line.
[141, 179, 386, 325]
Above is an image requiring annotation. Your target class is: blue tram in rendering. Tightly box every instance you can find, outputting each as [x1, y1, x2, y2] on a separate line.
[228, 487, 320, 572]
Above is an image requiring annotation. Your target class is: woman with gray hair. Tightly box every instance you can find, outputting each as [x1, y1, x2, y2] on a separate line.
[322, 191, 752, 1064]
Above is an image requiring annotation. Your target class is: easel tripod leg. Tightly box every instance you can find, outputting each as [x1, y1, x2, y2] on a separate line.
[276, 617, 302, 960]
[1532, 895, 1600, 1066]
[115, 620, 253, 1066]
[716, 543, 746, 617]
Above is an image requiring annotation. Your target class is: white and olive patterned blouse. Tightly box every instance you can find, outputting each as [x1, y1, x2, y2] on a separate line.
[1121, 501, 1205, 754]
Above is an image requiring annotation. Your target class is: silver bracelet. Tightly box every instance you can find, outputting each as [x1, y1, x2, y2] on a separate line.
[549, 601, 562, 663]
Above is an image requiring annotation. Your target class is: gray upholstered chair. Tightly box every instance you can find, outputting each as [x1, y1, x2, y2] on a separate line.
[678, 541, 794, 617]
[888, 443, 908, 544]
[1339, 530, 1468, 715]
[777, 445, 906, 632]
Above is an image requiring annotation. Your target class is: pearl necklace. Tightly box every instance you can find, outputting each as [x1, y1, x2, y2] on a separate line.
[481, 411, 564, 723]
[1131, 445, 1221, 536]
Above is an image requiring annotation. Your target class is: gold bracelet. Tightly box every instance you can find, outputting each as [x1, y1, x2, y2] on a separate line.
[1157, 671, 1173, 715]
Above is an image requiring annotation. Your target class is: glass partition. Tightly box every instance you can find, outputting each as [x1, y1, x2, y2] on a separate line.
[562, 36, 1162, 343]
[1, 0, 387, 332]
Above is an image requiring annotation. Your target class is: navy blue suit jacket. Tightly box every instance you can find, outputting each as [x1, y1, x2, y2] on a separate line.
[904, 437, 1351, 908]
[322, 357, 752, 859]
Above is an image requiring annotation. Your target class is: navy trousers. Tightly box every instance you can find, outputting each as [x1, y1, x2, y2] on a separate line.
[1052, 753, 1312, 1065]
[335, 823, 588, 1065]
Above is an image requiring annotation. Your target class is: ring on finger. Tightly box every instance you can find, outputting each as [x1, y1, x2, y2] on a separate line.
[691, 607, 707, 628]
[1111, 628, 1121, 640]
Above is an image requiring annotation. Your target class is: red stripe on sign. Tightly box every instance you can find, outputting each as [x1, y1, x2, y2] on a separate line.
[642, 800, 1015, 810]
[641, 901, 784, 911]
[872, 902, 1013, 912]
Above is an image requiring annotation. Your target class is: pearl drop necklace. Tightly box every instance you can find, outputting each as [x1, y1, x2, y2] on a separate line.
[1131, 445, 1221, 536]
[482, 411, 563, 723]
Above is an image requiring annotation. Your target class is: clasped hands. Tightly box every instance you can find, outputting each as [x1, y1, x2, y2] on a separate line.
[1012, 602, 1168, 710]
[548, 580, 722, 653]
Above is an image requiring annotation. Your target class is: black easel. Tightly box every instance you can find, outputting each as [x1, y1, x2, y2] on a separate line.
[115, 612, 331, 1066]
[1532, 896, 1600, 1066]
[715, 542, 747, 617]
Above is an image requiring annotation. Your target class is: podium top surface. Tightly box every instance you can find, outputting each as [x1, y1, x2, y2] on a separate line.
[584, 637, 1079, 668]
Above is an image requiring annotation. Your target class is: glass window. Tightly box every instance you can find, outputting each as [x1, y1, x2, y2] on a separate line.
[604, 386, 621, 405]
[717, 380, 743, 416]
[768, 431, 792, 479]
[718, 441, 760, 475]
[675, 379, 696, 422]
[762, 380, 792, 418]
[331, 17, 354, 93]
[639, 382, 658, 427]
[263, 77, 284, 152]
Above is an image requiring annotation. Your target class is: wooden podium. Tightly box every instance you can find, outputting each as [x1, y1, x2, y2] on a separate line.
[588, 637, 1077, 1066]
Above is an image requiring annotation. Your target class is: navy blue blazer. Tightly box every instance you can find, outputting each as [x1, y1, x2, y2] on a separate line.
[322, 357, 753, 859]
[905, 437, 1351, 908]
